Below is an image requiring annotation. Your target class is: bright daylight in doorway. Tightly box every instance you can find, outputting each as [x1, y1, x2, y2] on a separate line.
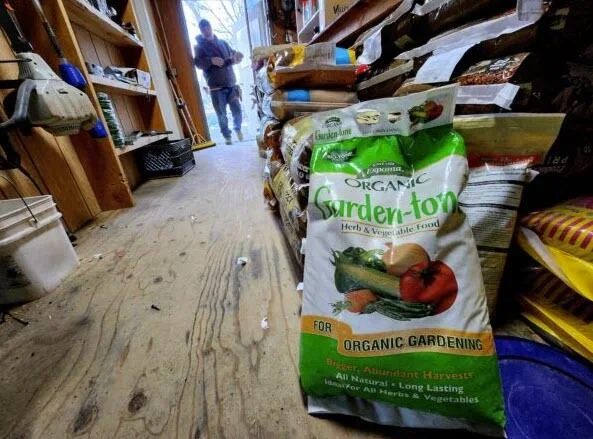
[183, 0, 256, 145]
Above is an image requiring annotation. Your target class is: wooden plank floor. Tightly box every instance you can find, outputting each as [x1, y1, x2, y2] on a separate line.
[0, 144, 407, 439]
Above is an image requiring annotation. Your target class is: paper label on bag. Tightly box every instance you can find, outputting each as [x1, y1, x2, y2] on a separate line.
[459, 166, 535, 314]
[305, 43, 336, 65]
[357, 0, 414, 65]
[396, 7, 543, 61]
[414, 45, 474, 84]
[457, 84, 520, 110]
[518, 0, 543, 21]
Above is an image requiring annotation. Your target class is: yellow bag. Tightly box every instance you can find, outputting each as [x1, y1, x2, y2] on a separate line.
[519, 266, 593, 362]
[518, 197, 593, 301]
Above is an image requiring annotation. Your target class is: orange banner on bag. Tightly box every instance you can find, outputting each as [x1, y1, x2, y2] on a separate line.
[302, 316, 494, 358]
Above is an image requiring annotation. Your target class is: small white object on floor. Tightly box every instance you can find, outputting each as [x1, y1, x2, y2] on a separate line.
[91, 254, 103, 261]
[296, 282, 304, 293]
[260, 317, 269, 330]
[237, 257, 248, 266]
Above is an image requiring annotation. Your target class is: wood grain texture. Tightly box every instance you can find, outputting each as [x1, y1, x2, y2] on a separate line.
[311, 0, 400, 46]
[0, 144, 408, 439]
[63, 0, 143, 47]
[90, 75, 157, 96]
[0, 13, 99, 230]
[119, 152, 142, 190]
[13, 0, 135, 212]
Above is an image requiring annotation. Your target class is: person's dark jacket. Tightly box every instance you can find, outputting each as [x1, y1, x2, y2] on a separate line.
[195, 35, 237, 89]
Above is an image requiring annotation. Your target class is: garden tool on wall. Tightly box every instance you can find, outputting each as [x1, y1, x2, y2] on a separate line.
[0, 0, 104, 176]
[30, 0, 87, 89]
[0, 0, 107, 138]
[28, 0, 108, 138]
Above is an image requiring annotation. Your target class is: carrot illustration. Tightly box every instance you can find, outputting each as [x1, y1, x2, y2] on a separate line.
[332, 289, 378, 314]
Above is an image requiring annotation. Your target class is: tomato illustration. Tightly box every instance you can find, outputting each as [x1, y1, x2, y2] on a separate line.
[400, 260, 458, 314]
[424, 101, 444, 120]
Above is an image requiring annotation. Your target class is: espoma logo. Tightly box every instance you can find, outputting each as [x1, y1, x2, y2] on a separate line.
[325, 150, 355, 163]
[325, 116, 342, 128]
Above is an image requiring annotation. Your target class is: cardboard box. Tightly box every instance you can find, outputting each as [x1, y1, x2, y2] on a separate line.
[320, 0, 355, 30]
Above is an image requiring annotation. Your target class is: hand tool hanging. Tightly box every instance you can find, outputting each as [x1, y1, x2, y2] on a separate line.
[0, 0, 106, 175]
[30, 0, 86, 89]
[29, 0, 107, 137]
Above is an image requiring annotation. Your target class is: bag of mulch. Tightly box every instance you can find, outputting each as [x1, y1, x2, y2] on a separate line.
[393, 81, 536, 115]
[536, 0, 593, 64]
[257, 118, 282, 157]
[421, 0, 516, 38]
[550, 63, 593, 129]
[263, 147, 283, 212]
[358, 4, 545, 102]
[453, 113, 565, 316]
[256, 64, 275, 96]
[454, 83, 536, 114]
[278, 203, 305, 268]
[522, 126, 593, 211]
[267, 43, 357, 89]
[393, 4, 545, 84]
[518, 196, 593, 302]
[353, 0, 416, 64]
[289, 127, 314, 186]
[518, 263, 593, 363]
[455, 52, 537, 85]
[357, 59, 415, 101]
[354, 0, 516, 66]
[279, 116, 315, 187]
[281, 116, 312, 169]
[300, 85, 505, 435]
[269, 162, 307, 267]
[252, 44, 296, 65]
[271, 164, 308, 236]
[269, 89, 357, 121]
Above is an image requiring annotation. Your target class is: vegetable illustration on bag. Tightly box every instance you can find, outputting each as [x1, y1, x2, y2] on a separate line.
[330, 243, 458, 319]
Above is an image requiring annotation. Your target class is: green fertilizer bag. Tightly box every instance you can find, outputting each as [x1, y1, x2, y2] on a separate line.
[300, 85, 505, 435]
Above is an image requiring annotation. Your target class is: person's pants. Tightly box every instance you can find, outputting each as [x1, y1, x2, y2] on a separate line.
[210, 87, 242, 140]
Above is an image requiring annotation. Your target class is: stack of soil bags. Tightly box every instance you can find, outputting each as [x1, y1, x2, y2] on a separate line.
[254, 43, 358, 265]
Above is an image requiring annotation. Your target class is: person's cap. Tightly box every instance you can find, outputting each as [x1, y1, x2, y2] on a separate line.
[199, 19, 211, 29]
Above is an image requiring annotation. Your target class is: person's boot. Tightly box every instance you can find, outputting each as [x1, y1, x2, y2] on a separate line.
[235, 130, 244, 142]
[225, 137, 232, 145]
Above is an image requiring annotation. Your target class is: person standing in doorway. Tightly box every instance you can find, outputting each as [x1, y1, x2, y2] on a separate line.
[195, 19, 244, 145]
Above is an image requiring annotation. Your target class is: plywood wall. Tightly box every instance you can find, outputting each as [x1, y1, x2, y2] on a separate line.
[0, 31, 100, 231]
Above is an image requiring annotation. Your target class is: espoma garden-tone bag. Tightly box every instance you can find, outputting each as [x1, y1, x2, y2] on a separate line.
[300, 85, 505, 435]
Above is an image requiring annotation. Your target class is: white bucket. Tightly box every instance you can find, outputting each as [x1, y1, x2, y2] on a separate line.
[0, 195, 79, 305]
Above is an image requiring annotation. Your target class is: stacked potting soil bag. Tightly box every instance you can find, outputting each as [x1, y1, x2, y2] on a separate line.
[355, 0, 593, 118]
[254, 43, 359, 266]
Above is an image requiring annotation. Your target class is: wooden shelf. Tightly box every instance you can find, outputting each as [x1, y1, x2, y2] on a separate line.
[116, 134, 168, 156]
[298, 9, 320, 43]
[90, 75, 156, 96]
[311, 0, 400, 46]
[63, 0, 143, 48]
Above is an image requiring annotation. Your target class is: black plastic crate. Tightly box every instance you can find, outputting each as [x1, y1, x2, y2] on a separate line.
[139, 138, 195, 179]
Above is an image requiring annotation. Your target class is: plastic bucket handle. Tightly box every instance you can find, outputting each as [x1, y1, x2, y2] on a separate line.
[0, 175, 39, 224]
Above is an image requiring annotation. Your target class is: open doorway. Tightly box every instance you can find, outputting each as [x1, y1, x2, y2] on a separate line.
[182, 0, 258, 145]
